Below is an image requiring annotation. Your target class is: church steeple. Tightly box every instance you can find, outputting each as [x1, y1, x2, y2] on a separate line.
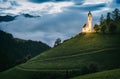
[88, 11, 92, 31]
[88, 11, 92, 16]
[82, 11, 92, 32]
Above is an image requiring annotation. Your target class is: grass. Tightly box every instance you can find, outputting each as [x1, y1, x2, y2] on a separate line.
[30, 33, 120, 60]
[0, 33, 120, 79]
[71, 68, 120, 79]
[20, 48, 120, 70]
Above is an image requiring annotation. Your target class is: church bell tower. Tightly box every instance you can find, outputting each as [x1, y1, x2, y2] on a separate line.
[82, 11, 92, 32]
[88, 11, 92, 31]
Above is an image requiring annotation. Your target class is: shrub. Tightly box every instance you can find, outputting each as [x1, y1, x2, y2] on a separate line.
[81, 63, 99, 75]
[109, 23, 117, 34]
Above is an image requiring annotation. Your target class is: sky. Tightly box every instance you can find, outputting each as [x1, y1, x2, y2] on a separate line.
[0, 0, 120, 46]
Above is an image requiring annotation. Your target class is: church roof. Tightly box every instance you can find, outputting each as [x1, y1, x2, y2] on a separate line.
[83, 24, 87, 28]
[88, 11, 92, 16]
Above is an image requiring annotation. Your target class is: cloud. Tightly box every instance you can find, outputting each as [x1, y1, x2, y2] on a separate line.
[82, 3, 106, 11]
[69, 3, 106, 12]
[72, 0, 84, 5]
[83, 0, 112, 5]
[0, 0, 20, 9]
[107, 0, 120, 10]
[0, 10, 85, 46]
[28, 0, 71, 3]
[116, 0, 120, 4]
[0, 0, 8, 2]
[0, 1, 74, 16]
[28, 0, 51, 3]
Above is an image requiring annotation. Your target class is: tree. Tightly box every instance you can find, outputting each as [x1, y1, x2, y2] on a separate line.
[112, 8, 120, 21]
[106, 12, 111, 25]
[88, 63, 98, 73]
[101, 24, 106, 34]
[94, 24, 100, 33]
[109, 23, 117, 34]
[81, 63, 98, 75]
[100, 14, 104, 25]
[54, 38, 61, 47]
[65, 70, 69, 79]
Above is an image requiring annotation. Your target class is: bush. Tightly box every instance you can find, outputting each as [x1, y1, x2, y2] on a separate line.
[88, 63, 99, 73]
[109, 23, 117, 34]
[101, 25, 107, 33]
[54, 38, 61, 47]
[81, 66, 89, 75]
[94, 24, 100, 33]
[81, 63, 99, 75]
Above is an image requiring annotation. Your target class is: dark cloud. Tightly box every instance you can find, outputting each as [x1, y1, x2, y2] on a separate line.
[69, 3, 106, 11]
[55, 0, 70, 1]
[9, 1, 19, 6]
[116, 0, 120, 4]
[0, 0, 8, 2]
[72, 0, 84, 5]
[28, 0, 84, 4]
[83, 3, 106, 11]
[28, 0, 71, 3]
[28, 0, 52, 3]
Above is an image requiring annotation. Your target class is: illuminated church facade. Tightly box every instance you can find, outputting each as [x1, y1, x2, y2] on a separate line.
[82, 11, 92, 32]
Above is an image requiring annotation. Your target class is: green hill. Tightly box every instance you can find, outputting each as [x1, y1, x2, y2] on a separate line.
[0, 33, 120, 79]
[71, 68, 120, 79]
[0, 30, 50, 72]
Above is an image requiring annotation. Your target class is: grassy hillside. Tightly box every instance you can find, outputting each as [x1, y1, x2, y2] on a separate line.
[0, 33, 120, 79]
[30, 33, 120, 60]
[71, 68, 120, 79]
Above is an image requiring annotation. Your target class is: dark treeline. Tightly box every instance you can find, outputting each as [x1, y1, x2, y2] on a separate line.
[0, 30, 50, 72]
[94, 8, 120, 33]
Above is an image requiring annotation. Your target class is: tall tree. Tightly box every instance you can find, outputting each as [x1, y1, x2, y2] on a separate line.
[94, 24, 100, 33]
[100, 14, 104, 25]
[106, 12, 111, 25]
[54, 38, 61, 47]
[101, 24, 106, 34]
[112, 8, 120, 21]
[109, 23, 117, 34]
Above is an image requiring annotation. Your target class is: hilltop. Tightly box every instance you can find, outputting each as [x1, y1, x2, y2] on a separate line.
[0, 33, 120, 79]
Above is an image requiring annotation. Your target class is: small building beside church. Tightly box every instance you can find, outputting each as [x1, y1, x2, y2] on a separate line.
[82, 11, 92, 32]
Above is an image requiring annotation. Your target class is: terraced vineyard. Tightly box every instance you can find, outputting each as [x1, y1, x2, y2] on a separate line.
[0, 33, 120, 79]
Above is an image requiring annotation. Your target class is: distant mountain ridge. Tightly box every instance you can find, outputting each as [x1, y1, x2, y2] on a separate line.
[0, 30, 50, 72]
[0, 15, 17, 22]
[0, 14, 40, 22]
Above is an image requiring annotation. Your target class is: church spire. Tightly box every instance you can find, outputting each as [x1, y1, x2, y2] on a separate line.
[82, 11, 92, 32]
[88, 11, 92, 16]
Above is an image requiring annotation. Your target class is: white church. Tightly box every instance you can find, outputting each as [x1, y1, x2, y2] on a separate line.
[82, 11, 92, 32]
